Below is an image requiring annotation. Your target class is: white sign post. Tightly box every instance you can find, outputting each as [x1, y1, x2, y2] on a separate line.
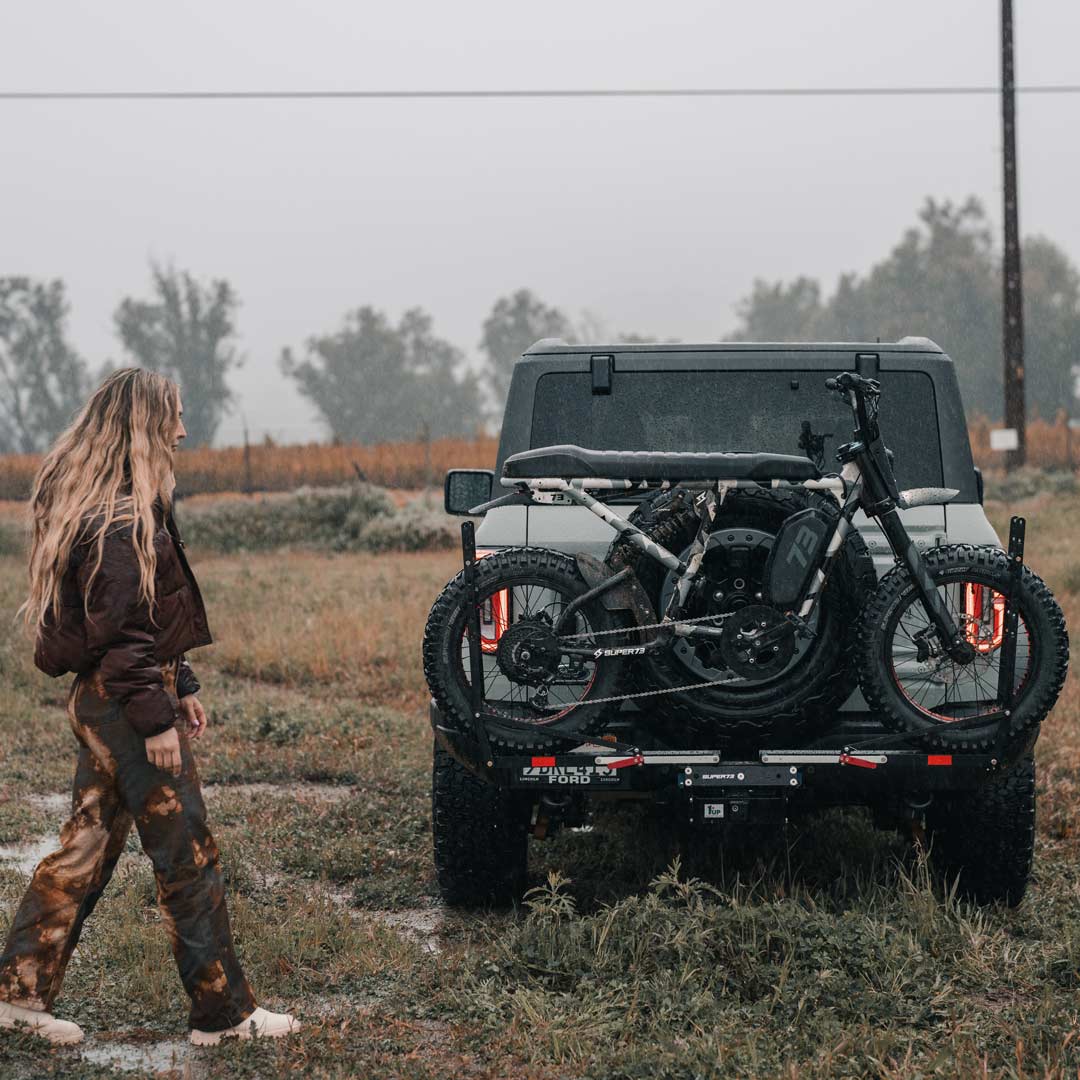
[989, 428, 1020, 452]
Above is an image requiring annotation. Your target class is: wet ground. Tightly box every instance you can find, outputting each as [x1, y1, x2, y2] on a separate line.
[0, 835, 58, 878]
[80, 1037, 199, 1077]
[0, 780, 448, 1076]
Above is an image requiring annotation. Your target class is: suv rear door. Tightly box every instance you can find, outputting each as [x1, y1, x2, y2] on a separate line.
[504, 346, 965, 567]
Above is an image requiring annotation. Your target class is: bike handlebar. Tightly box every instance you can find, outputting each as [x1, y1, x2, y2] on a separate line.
[825, 371, 881, 442]
[824, 372, 881, 395]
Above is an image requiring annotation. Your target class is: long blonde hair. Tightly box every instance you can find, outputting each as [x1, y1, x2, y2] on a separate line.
[22, 368, 180, 629]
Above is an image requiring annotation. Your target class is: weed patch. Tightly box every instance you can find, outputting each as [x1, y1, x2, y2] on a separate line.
[0, 494, 1079, 1077]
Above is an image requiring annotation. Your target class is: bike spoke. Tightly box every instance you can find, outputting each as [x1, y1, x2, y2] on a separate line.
[458, 576, 604, 724]
[890, 576, 1032, 723]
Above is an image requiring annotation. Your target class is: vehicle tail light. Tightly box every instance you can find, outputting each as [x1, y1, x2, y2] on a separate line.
[962, 582, 1005, 653]
[476, 549, 510, 653]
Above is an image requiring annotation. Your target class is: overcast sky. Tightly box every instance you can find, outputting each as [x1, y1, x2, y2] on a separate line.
[2, 1, 1078, 444]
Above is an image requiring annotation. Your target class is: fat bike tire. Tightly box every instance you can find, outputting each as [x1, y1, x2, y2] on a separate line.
[422, 546, 628, 752]
[858, 545, 1068, 751]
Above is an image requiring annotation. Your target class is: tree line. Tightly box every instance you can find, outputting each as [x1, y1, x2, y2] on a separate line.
[731, 197, 1080, 421]
[2, 195, 1078, 451]
[0, 270, 645, 451]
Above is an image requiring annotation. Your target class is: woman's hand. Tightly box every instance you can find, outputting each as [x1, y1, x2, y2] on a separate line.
[145, 728, 182, 776]
[179, 694, 208, 740]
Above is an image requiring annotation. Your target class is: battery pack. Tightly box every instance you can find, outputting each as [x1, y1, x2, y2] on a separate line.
[764, 507, 831, 608]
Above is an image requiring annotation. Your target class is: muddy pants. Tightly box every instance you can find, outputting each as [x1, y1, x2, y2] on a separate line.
[0, 668, 256, 1032]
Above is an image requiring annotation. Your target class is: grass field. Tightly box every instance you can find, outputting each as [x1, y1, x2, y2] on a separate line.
[0, 493, 1079, 1078]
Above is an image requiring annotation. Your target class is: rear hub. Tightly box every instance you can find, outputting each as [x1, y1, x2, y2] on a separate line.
[658, 526, 814, 683]
[496, 619, 563, 686]
[719, 604, 797, 680]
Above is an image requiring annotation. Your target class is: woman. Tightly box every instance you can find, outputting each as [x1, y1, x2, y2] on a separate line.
[0, 369, 298, 1046]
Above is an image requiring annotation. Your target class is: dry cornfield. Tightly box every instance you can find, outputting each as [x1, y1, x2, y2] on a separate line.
[969, 412, 1080, 470]
[3, 418, 1079, 501]
[0, 434, 500, 500]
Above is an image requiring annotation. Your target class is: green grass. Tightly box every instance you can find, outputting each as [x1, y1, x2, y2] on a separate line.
[0, 492, 1078, 1078]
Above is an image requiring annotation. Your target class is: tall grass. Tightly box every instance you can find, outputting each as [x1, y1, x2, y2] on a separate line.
[0, 435, 498, 500]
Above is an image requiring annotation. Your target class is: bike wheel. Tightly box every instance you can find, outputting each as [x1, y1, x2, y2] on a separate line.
[423, 547, 629, 751]
[858, 545, 1068, 750]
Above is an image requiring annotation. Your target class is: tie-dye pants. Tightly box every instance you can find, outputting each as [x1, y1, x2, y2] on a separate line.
[0, 665, 256, 1032]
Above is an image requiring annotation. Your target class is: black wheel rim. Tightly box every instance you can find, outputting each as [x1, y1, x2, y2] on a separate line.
[658, 526, 819, 686]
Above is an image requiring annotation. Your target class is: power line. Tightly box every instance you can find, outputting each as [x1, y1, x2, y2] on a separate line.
[0, 84, 1079, 102]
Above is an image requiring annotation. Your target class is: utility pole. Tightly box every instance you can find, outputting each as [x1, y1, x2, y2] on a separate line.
[1001, 0, 1026, 469]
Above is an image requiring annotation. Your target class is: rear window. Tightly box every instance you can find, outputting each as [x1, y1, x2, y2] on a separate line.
[530, 369, 942, 487]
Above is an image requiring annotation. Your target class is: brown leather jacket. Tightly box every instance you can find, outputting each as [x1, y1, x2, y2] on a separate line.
[34, 503, 212, 737]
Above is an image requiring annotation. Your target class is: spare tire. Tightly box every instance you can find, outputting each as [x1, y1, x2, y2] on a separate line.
[606, 486, 876, 747]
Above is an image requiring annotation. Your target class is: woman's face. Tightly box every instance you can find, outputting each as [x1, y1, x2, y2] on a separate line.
[172, 393, 187, 454]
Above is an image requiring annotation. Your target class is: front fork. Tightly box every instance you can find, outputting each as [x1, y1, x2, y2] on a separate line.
[875, 505, 974, 664]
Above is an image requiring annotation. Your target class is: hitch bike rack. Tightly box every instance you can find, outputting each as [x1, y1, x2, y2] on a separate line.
[452, 519, 1029, 811]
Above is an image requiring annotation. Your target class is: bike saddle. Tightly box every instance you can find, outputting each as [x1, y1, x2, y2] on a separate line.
[503, 444, 821, 482]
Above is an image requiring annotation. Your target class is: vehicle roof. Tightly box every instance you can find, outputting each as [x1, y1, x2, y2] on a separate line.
[523, 337, 944, 355]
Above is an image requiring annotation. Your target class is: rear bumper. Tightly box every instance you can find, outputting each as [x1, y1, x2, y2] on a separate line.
[427, 700, 1033, 803]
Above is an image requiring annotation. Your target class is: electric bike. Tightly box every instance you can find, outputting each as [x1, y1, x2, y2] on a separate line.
[423, 372, 1068, 753]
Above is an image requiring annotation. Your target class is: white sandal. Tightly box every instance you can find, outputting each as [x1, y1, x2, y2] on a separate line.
[0, 1000, 85, 1045]
[190, 1006, 300, 1046]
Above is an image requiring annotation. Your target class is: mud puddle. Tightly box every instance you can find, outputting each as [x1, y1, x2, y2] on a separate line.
[0, 793, 67, 875]
[26, 792, 69, 814]
[317, 882, 445, 956]
[80, 1036, 199, 1077]
[0, 835, 57, 876]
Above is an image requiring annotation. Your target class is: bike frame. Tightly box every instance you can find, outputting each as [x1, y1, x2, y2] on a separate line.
[497, 382, 972, 661]
[500, 471, 856, 649]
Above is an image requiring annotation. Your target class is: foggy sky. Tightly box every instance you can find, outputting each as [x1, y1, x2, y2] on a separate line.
[2, 1, 1078, 445]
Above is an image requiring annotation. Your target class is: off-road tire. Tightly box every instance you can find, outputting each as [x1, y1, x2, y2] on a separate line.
[432, 742, 529, 907]
[607, 486, 876, 747]
[925, 753, 1036, 907]
[858, 545, 1068, 751]
[423, 547, 628, 751]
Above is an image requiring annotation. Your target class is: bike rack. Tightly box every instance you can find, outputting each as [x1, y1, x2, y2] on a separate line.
[460, 521, 494, 766]
[455, 520, 1030, 783]
[994, 515, 1025, 748]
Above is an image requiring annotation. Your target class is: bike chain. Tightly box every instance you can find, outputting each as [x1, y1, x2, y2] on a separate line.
[523, 611, 748, 708]
[556, 609, 737, 641]
[549, 670, 748, 709]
